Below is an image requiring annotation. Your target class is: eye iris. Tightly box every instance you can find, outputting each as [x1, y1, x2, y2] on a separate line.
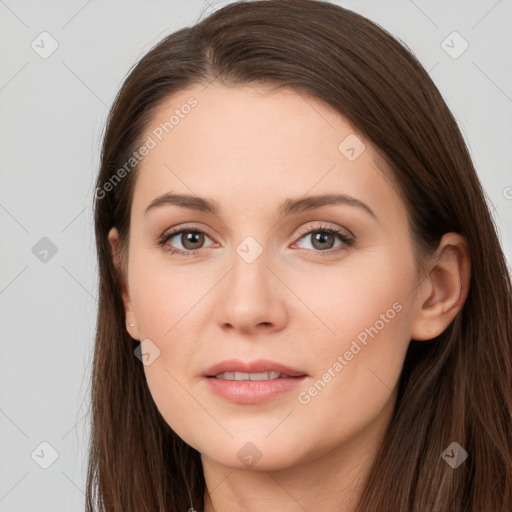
[182, 231, 204, 250]
[311, 231, 334, 250]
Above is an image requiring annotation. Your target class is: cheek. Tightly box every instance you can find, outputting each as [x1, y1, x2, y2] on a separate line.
[289, 249, 412, 346]
[128, 247, 208, 336]
[127, 251, 213, 428]
[294, 254, 414, 427]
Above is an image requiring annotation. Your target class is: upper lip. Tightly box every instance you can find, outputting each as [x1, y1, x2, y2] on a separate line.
[202, 359, 307, 378]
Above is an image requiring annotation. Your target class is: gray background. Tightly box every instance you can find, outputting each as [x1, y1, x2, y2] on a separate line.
[1, 0, 511, 510]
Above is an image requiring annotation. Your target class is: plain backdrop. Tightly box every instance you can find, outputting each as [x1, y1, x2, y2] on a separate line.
[0, 0, 511, 510]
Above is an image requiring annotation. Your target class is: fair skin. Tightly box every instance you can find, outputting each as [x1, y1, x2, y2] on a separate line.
[108, 83, 470, 511]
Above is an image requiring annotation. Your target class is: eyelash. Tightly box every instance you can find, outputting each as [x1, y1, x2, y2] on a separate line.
[157, 223, 355, 258]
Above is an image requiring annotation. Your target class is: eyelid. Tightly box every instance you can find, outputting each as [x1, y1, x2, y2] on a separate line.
[294, 221, 353, 239]
[161, 222, 213, 237]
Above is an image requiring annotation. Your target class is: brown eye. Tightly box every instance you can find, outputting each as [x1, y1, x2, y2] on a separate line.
[179, 231, 205, 250]
[294, 225, 353, 254]
[310, 231, 336, 250]
[158, 227, 215, 256]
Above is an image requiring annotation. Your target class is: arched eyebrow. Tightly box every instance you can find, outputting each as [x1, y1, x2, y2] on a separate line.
[277, 194, 377, 220]
[144, 192, 377, 220]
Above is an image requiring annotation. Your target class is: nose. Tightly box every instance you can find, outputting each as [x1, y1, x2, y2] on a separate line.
[215, 246, 288, 334]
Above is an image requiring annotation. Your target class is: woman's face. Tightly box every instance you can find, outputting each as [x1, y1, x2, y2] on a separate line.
[109, 83, 427, 471]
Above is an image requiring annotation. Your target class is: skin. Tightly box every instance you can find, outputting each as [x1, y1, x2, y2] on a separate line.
[108, 83, 470, 512]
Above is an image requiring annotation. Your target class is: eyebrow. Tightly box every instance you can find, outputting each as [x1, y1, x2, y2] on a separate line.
[144, 192, 377, 220]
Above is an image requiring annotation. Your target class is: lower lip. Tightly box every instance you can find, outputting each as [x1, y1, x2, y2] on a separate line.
[204, 376, 307, 404]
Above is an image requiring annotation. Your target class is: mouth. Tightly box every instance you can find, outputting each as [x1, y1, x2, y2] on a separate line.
[201, 359, 308, 404]
[209, 371, 301, 380]
[202, 358, 308, 379]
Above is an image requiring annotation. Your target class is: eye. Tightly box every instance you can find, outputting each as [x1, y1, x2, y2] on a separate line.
[157, 223, 354, 258]
[292, 224, 354, 255]
[157, 224, 216, 257]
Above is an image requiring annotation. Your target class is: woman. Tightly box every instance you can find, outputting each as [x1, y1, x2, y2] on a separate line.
[87, 1, 512, 510]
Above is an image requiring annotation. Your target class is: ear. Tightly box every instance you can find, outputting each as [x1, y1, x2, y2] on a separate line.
[410, 232, 471, 341]
[107, 227, 141, 341]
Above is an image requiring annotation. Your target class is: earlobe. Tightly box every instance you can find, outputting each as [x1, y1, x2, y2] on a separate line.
[410, 233, 471, 341]
[125, 317, 140, 341]
[107, 227, 141, 341]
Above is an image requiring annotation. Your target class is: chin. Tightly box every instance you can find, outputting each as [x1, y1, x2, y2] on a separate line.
[197, 436, 310, 472]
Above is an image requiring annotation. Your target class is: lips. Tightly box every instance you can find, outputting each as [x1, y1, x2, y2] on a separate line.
[202, 358, 307, 378]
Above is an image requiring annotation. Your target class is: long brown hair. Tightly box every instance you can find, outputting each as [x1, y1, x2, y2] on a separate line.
[87, 1, 512, 510]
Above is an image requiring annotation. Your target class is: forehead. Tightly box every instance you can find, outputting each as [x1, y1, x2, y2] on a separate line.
[131, 83, 404, 223]
[145, 83, 359, 161]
